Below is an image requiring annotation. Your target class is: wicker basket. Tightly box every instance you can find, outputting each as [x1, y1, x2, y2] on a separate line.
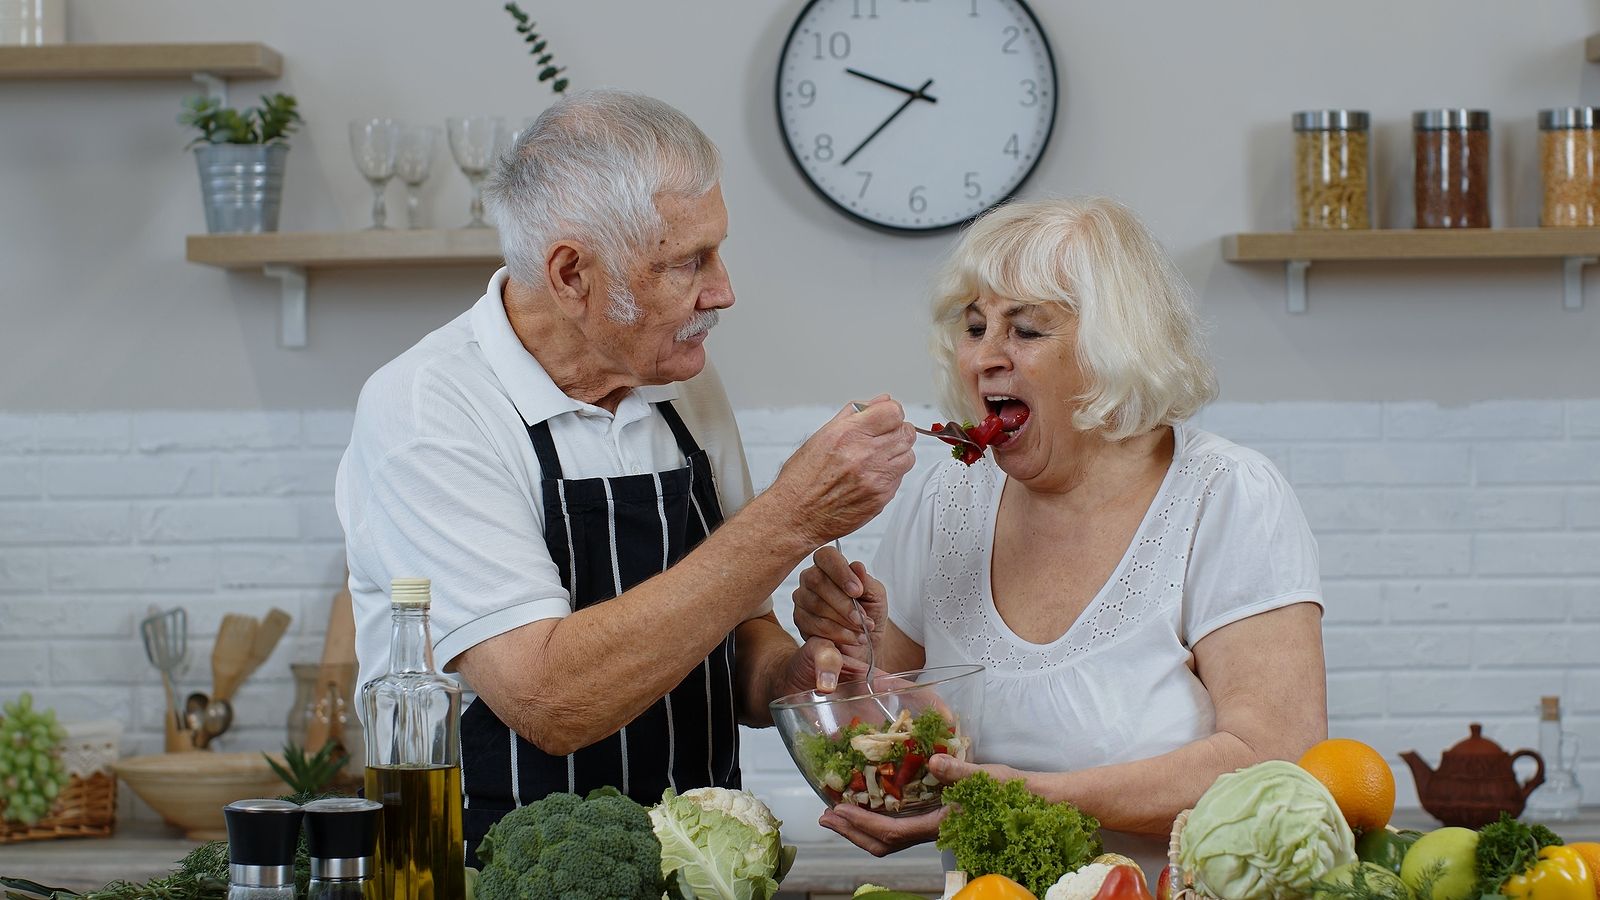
[0, 719, 121, 844]
[1168, 807, 1204, 900]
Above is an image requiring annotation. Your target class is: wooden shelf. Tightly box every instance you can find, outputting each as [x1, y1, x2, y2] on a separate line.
[187, 229, 504, 349]
[1222, 229, 1600, 312]
[0, 42, 281, 79]
[187, 229, 503, 270]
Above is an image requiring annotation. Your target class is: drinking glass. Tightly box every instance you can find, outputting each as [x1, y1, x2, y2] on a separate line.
[394, 124, 440, 230]
[349, 118, 401, 230]
[446, 116, 507, 228]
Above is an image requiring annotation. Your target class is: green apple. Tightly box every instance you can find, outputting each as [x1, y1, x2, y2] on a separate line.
[1313, 862, 1409, 900]
[1400, 827, 1480, 900]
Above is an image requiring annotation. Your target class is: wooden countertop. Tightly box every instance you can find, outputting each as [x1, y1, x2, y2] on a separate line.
[2, 810, 1595, 897]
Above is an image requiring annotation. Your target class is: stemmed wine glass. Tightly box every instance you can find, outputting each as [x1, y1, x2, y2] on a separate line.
[446, 116, 507, 228]
[394, 124, 440, 230]
[349, 118, 401, 230]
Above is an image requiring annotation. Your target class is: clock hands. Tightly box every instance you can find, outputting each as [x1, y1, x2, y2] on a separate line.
[840, 77, 935, 166]
[845, 67, 939, 104]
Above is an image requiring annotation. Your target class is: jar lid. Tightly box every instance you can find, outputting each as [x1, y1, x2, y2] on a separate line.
[223, 799, 303, 868]
[1413, 109, 1490, 130]
[391, 577, 431, 608]
[1540, 107, 1600, 130]
[1293, 110, 1369, 131]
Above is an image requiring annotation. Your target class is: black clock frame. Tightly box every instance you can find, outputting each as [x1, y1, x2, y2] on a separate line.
[773, 0, 1059, 236]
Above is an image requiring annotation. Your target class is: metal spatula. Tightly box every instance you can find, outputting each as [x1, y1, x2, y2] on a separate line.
[138, 606, 188, 732]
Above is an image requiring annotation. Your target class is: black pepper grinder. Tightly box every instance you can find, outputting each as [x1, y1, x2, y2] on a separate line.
[223, 799, 304, 900]
[302, 796, 382, 899]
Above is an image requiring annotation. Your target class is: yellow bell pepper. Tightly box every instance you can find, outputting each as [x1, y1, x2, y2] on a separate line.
[952, 873, 1037, 900]
[1501, 846, 1596, 900]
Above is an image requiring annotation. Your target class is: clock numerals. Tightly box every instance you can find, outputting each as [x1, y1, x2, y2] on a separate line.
[964, 172, 982, 199]
[852, 0, 877, 19]
[908, 185, 928, 214]
[855, 171, 873, 199]
[811, 30, 851, 60]
[1020, 79, 1039, 107]
[1001, 25, 1021, 54]
[1003, 134, 1020, 159]
[796, 80, 817, 107]
[814, 133, 835, 161]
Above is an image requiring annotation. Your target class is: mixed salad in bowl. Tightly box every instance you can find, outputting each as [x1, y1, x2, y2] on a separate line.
[771, 664, 983, 817]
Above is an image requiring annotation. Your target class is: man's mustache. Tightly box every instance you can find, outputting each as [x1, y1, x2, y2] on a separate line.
[676, 309, 719, 342]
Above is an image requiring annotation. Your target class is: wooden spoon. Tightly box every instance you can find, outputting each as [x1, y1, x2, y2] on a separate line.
[239, 607, 293, 686]
[210, 613, 258, 702]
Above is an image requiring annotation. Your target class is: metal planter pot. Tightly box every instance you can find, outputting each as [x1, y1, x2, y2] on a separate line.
[194, 143, 288, 233]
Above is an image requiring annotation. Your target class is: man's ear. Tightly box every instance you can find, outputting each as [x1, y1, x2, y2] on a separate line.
[545, 240, 598, 317]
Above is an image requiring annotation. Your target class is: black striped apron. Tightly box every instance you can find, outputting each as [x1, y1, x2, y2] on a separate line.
[458, 400, 741, 865]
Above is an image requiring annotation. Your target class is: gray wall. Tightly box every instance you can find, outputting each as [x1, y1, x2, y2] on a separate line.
[2, 0, 1598, 412]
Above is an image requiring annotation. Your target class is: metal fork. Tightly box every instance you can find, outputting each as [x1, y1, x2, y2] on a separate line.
[850, 401, 978, 446]
[833, 539, 894, 721]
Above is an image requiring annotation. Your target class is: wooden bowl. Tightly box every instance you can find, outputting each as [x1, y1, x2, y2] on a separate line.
[114, 751, 286, 840]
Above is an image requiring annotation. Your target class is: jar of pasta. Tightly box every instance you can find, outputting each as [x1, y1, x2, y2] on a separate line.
[1540, 107, 1600, 227]
[1293, 110, 1371, 230]
[1413, 109, 1490, 228]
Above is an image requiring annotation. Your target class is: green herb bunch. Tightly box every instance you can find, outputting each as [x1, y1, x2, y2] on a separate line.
[1475, 812, 1563, 895]
[504, 3, 569, 94]
[178, 92, 302, 149]
[265, 740, 348, 795]
[936, 771, 1102, 897]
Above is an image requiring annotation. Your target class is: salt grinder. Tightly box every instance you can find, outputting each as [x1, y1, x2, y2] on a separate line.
[223, 799, 304, 900]
[302, 796, 382, 899]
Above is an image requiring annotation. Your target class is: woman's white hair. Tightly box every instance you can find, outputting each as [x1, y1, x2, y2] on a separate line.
[930, 197, 1217, 441]
[482, 90, 721, 322]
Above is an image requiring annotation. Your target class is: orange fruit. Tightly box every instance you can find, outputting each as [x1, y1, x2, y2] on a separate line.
[1569, 842, 1600, 895]
[1297, 738, 1395, 834]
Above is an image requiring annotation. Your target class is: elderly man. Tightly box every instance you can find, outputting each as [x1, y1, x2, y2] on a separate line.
[335, 89, 915, 861]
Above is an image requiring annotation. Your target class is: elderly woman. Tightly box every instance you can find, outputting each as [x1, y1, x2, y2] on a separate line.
[793, 197, 1327, 867]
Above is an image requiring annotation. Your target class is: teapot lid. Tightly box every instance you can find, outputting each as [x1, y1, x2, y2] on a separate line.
[1442, 723, 1509, 761]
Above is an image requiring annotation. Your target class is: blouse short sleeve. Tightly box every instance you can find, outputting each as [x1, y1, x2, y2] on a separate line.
[1181, 452, 1323, 646]
[872, 463, 947, 646]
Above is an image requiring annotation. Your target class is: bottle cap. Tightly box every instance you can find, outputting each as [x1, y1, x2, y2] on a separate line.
[391, 577, 431, 608]
[223, 799, 303, 869]
[1541, 695, 1560, 721]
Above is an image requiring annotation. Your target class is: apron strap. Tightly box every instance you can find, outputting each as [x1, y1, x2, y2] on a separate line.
[653, 400, 703, 459]
[526, 419, 564, 479]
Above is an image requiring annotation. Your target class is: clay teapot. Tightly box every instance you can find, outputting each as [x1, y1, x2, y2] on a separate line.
[1401, 723, 1544, 828]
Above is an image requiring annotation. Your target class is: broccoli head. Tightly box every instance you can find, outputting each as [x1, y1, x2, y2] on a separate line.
[476, 787, 663, 900]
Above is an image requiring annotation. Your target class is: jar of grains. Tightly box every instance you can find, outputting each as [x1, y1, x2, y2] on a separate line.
[1540, 107, 1600, 227]
[1293, 110, 1371, 229]
[1413, 109, 1490, 228]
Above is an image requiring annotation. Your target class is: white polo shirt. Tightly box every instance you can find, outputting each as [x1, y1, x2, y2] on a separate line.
[336, 268, 764, 696]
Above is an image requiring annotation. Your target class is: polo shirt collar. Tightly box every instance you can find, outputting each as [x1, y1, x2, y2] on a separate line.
[470, 268, 679, 428]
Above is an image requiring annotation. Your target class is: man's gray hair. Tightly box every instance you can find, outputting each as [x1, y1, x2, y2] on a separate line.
[483, 90, 722, 319]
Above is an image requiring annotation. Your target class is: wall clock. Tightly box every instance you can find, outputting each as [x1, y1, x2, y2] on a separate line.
[775, 0, 1058, 234]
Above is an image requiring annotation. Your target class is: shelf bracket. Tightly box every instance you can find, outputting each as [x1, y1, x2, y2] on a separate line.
[192, 72, 227, 106]
[1285, 259, 1311, 314]
[262, 264, 307, 349]
[1562, 256, 1594, 311]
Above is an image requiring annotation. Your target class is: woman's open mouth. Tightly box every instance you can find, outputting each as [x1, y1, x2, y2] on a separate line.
[984, 395, 1031, 446]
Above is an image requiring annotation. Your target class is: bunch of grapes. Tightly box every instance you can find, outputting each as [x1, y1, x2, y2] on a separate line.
[0, 692, 69, 826]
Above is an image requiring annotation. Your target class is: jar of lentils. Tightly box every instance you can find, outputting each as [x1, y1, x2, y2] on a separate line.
[1413, 109, 1490, 228]
[1540, 107, 1600, 227]
[1293, 110, 1371, 230]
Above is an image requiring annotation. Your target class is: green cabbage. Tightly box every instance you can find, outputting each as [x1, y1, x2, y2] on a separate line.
[649, 787, 797, 900]
[1178, 760, 1357, 899]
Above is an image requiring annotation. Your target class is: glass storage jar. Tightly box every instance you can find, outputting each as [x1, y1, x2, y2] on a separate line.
[1413, 109, 1490, 228]
[1540, 107, 1600, 227]
[1294, 110, 1371, 230]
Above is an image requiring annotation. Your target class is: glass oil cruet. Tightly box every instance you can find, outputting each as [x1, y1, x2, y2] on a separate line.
[1524, 695, 1582, 821]
[360, 577, 464, 899]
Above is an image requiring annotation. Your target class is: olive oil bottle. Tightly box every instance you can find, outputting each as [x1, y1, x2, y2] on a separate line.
[360, 578, 464, 900]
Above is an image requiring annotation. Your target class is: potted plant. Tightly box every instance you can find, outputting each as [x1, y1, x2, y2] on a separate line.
[179, 92, 302, 233]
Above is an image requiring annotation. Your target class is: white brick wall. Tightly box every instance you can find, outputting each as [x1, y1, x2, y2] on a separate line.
[0, 401, 1596, 827]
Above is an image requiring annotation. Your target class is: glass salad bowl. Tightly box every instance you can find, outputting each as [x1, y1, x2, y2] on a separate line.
[770, 664, 984, 817]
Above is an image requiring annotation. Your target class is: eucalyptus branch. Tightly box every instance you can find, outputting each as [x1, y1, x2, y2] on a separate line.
[504, 2, 570, 94]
